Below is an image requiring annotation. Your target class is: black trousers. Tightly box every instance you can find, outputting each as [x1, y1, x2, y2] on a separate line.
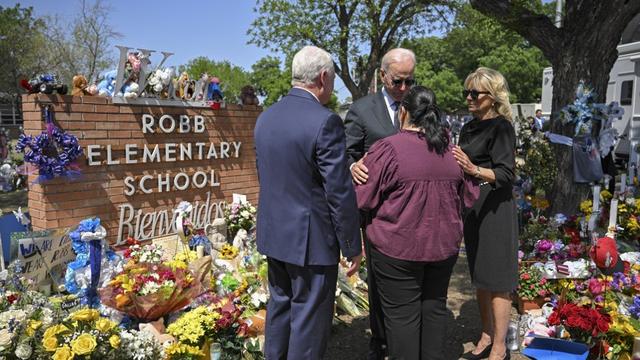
[364, 233, 387, 359]
[371, 247, 457, 360]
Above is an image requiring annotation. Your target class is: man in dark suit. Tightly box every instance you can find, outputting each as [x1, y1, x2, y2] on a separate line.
[254, 45, 363, 360]
[344, 48, 416, 360]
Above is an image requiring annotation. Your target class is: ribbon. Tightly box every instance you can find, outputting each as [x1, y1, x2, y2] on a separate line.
[544, 132, 573, 146]
[88, 239, 102, 305]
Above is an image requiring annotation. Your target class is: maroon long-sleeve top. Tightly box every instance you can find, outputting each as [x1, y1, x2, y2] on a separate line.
[356, 130, 479, 262]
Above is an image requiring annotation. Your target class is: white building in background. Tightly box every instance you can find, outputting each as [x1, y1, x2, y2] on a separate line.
[541, 13, 640, 160]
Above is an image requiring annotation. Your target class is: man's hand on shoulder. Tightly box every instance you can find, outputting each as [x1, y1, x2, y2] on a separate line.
[351, 154, 369, 185]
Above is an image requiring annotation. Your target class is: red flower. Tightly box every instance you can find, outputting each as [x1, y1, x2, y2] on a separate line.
[6, 294, 17, 304]
[521, 273, 531, 280]
[236, 322, 249, 337]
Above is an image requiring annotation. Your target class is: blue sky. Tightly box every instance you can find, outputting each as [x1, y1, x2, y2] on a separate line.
[1, 0, 356, 99]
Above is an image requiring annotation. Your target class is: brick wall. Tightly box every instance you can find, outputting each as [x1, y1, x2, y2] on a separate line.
[21, 94, 260, 244]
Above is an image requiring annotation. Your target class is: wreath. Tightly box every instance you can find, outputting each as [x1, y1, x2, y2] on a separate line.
[15, 107, 83, 182]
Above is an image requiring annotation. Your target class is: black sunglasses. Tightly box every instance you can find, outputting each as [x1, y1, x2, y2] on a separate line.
[391, 78, 415, 87]
[463, 89, 490, 100]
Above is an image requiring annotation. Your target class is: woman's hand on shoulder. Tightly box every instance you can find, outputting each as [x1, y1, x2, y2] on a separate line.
[452, 146, 476, 175]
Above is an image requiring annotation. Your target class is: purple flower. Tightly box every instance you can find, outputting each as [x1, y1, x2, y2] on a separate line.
[610, 272, 630, 292]
[535, 239, 554, 253]
[629, 296, 640, 319]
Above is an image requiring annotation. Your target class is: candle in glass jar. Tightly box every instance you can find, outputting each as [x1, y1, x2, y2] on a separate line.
[609, 199, 619, 230]
[592, 185, 601, 213]
[621, 174, 627, 194]
[196, 245, 204, 259]
[632, 336, 640, 360]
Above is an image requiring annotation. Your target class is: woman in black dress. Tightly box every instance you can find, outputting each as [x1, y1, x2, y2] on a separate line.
[452, 67, 517, 360]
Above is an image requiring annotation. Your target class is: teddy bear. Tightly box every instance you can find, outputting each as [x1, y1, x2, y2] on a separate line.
[71, 75, 95, 96]
[240, 85, 259, 105]
[176, 72, 189, 99]
[97, 70, 117, 97]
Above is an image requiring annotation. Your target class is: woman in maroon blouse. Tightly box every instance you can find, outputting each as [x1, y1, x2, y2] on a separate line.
[356, 86, 478, 360]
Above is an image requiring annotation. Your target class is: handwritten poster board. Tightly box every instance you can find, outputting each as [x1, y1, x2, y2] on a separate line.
[10, 229, 75, 285]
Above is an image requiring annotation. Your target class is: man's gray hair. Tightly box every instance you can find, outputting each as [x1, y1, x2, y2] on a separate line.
[381, 48, 416, 72]
[291, 46, 335, 86]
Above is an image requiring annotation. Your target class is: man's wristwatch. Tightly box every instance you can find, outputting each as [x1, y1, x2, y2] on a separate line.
[474, 165, 481, 178]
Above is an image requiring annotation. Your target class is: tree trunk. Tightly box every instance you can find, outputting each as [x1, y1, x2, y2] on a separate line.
[547, 11, 626, 215]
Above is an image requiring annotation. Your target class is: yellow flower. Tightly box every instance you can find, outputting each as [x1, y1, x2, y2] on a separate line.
[220, 244, 239, 260]
[71, 333, 97, 355]
[52, 345, 74, 360]
[600, 189, 612, 201]
[43, 336, 58, 352]
[165, 342, 205, 358]
[580, 200, 593, 215]
[109, 334, 121, 348]
[95, 318, 116, 333]
[26, 319, 42, 336]
[43, 324, 70, 339]
[70, 308, 100, 322]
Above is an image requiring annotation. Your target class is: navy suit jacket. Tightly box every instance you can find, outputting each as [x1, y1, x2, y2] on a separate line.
[254, 88, 361, 266]
[344, 91, 398, 167]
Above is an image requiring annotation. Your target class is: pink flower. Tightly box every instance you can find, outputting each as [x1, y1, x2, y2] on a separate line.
[588, 278, 604, 295]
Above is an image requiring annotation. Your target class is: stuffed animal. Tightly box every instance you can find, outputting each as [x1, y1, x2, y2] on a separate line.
[121, 82, 139, 99]
[194, 73, 209, 101]
[207, 77, 224, 102]
[71, 75, 96, 96]
[127, 52, 142, 73]
[240, 85, 259, 105]
[97, 70, 117, 97]
[139, 319, 175, 347]
[177, 72, 189, 99]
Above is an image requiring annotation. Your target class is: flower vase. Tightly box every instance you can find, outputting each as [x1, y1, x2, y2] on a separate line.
[201, 341, 222, 360]
[517, 296, 546, 314]
[201, 340, 210, 360]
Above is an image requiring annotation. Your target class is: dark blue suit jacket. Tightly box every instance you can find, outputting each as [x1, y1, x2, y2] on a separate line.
[254, 88, 361, 266]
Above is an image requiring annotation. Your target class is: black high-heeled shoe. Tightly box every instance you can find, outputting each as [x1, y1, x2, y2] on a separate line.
[462, 344, 492, 360]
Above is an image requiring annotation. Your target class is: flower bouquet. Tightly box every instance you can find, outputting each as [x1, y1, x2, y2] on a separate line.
[223, 202, 256, 238]
[547, 303, 611, 346]
[39, 308, 121, 359]
[166, 295, 262, 359]
[99, 261, 202, 321]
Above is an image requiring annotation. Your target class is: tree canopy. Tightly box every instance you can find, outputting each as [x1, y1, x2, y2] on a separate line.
[179, 57, 252, 104]
[403, 3, 550, 113]
[251, 56, 290, 107]
[248, 0, 455, 100]
[0, 5, 49, 97]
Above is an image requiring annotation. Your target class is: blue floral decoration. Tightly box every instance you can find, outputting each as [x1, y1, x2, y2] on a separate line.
[64, 217, 119, 307]
[14, 109, 83, 183]
[189, 233, 212, 255]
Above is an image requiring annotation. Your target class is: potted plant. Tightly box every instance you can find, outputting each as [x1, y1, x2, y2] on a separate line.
[517, 265, 552, 313]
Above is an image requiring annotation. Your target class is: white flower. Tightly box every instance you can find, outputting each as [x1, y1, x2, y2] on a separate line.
[0, 329, 12, 350]
[15, 343, 32, 359]
[626, 197, 636, 207]
[175, 201, 193, 215]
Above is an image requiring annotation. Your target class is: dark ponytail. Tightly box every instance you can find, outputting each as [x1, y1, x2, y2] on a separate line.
[401, 86, 449, 155]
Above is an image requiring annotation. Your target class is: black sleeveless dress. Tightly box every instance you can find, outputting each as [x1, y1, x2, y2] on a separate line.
[459, 116, 518, 292]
